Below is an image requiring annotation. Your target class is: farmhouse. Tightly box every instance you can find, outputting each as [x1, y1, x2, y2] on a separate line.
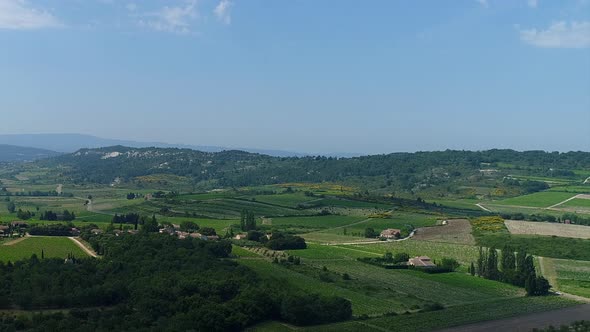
[380, 228, 401, 239]
[408, 256, 436, 268]
[0, 225, 9, 237]
[11, 221, 27, 228]
[91, 228, 103, 235]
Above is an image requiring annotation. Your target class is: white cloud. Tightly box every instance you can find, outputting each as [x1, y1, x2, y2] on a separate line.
[0, 0, 61, 29]
[476, 0, 489, 8]
[527, 0, 538, 8]
[520, 21, 590, 48]
[138, 0, 198, 34]
[213, 0, 232, 25]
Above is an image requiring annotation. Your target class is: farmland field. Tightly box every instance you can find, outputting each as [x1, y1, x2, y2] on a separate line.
[300, 212, 439, 243]
[351, 240, 480, 266]
[505, 220, 590, 239]
[559, 198, 590, 209]
[493, 192, 576, 208]
[549, 258, 590, 298]
[268, 215, 366, 229]
[412, 219, 475, 245]
[0, 237, 88, 262]
[298, 297, 577, 332]
[244, 193, 317, 208]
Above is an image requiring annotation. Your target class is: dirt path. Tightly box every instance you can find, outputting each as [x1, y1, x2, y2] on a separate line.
[547, 194, 582, 209]
[68, 237, 98, 258]
[538, 256, 558, 289]
[436, 304, 590, 332]
[2, 235, 29, 246]
[475, 203, 492, 212]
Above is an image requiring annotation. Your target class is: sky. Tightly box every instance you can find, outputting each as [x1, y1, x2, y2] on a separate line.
[0, 0, 589, 155]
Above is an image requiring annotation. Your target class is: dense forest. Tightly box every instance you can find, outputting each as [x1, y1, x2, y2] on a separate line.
[31, 147, 590, 190]
[0, 233, 351, 331]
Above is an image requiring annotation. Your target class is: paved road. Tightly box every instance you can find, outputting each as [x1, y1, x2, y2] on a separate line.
[436, 304, 590, 332]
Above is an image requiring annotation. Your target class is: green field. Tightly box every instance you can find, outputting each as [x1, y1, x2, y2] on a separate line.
[560, 198, 590, 208]
[299, 212, 438, 242]
[351, 240, 480, 266]
[244, 193, 318, 208]
[552, 258, 590, 298]
[476, 233, 590, 261]
[239, 258, 420, 316]
[0, 237, 88, 262]
[268, 215, 366, 229]
[493, 192, 575, 208]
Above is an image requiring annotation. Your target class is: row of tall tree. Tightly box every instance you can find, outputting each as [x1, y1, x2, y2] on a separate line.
[39, 210, 76, 221]
[471, 246, 550, 296]
[240, 209, 256, 231]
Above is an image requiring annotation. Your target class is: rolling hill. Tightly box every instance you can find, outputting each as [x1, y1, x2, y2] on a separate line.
[31, 146, 590, 193]
[0, 144, 61, 162]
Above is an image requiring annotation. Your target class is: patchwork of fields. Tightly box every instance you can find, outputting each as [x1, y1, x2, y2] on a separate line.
[1, 175, 589, 331]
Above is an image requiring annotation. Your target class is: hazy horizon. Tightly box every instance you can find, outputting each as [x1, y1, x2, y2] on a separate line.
[1, 0, 589, 154]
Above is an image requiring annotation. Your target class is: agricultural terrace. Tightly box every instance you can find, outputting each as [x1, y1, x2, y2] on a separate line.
[505, 220, 590, 239]
[0, 237, 88, 262]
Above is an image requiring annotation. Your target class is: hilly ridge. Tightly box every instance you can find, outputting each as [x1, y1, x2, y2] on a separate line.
[0, 144, 61, 162]
[32, 146, 590, 192]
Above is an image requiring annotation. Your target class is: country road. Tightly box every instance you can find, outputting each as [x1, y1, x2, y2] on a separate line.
[69, 237, 98, 258]
[475, 203, 491, 212]
[547, 194, 582, 209]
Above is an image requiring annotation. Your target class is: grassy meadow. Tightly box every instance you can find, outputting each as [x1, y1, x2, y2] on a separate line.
[0, 237, 87, 262]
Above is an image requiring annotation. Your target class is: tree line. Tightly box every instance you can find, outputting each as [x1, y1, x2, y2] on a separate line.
[471, 246, 550, 296]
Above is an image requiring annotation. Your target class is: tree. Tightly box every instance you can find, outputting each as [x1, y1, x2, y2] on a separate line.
[200, 227, 216, 236]
[470, 262, 476, 276]
[477, 247, 486, 276]
[142, 214, 159, 233]
[364, 227, 378, 238]
[383, 252, 393, 262]
[180, 221, 199, 232]
[501, 245, 516, 272]
[7, 201, 15, 213]
[440, 258, 460, 272]
[485, 248, 500, 280]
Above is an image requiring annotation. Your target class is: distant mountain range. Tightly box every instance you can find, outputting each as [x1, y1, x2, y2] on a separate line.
[0, 133, 351, 158]
[0, 144, 62, 162]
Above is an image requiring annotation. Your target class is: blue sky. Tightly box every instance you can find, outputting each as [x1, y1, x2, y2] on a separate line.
[0, 0, 589, 154]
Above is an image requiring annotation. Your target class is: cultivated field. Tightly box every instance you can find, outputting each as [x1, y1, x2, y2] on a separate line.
[412, 219, 475, 245]
[494, 192, 575, 208]
[0, 236, 88, 262]
[545, 258, 590, 298]
[505, 220, 590, 239]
